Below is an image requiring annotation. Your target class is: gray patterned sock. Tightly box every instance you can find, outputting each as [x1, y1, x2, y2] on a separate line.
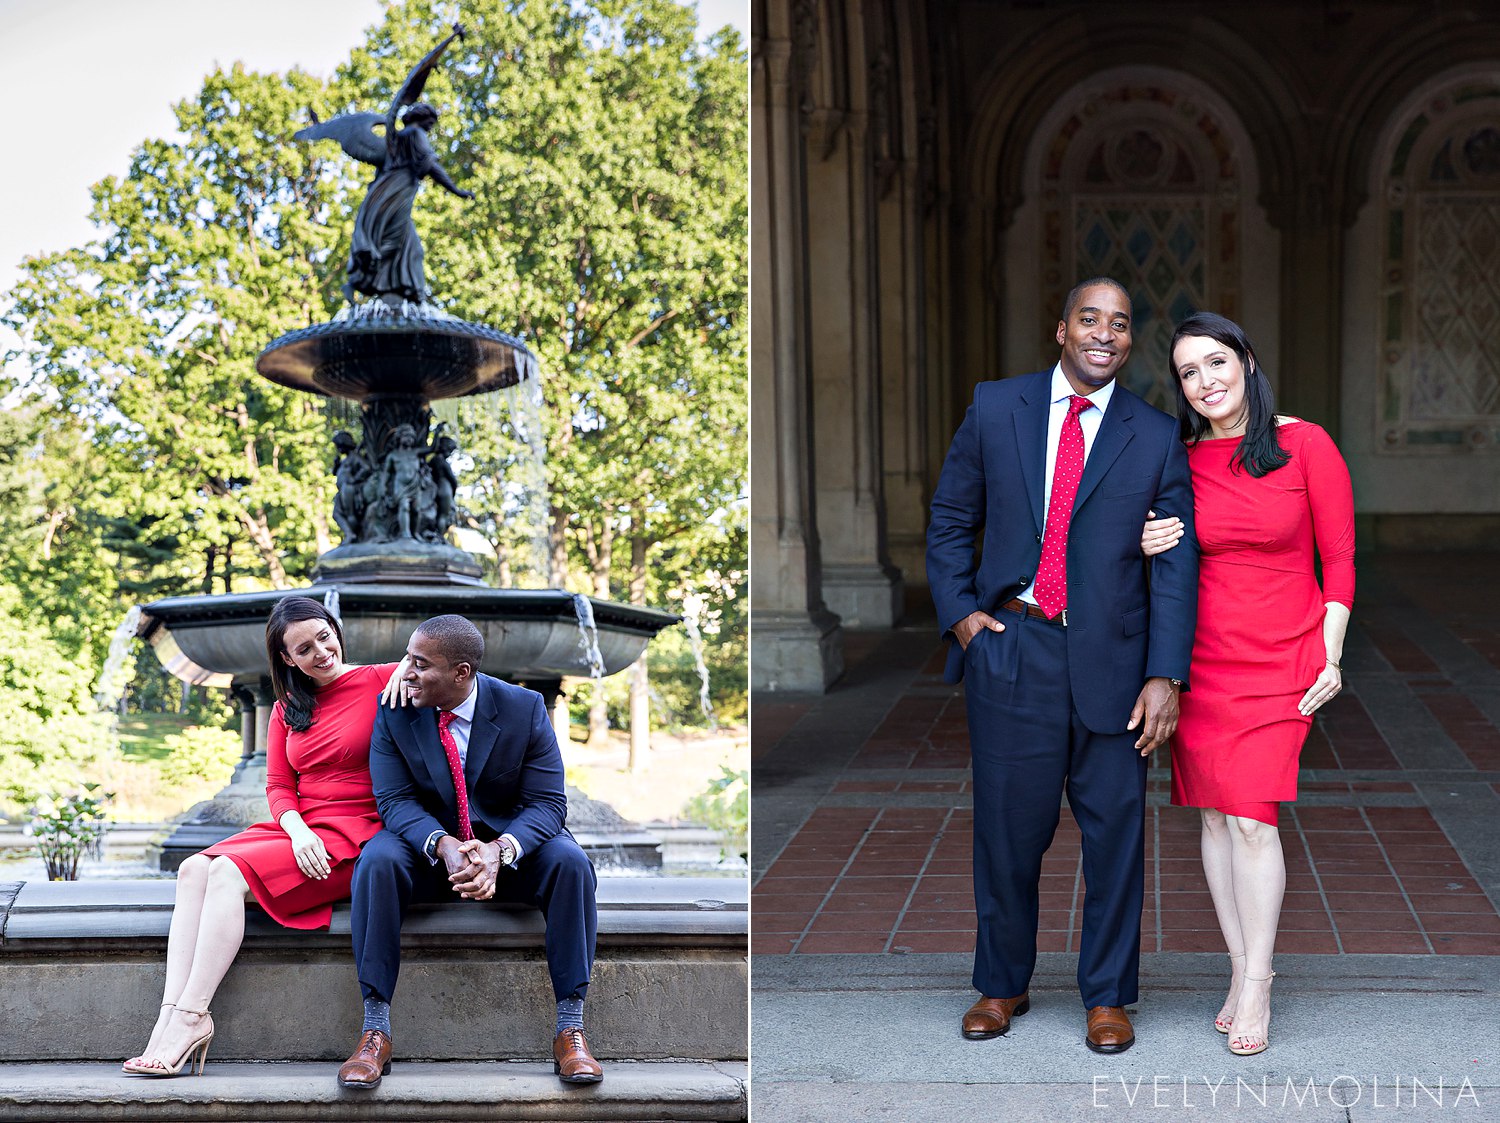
[363, 997, 391, 1037]
[555, 996, 584, 1034]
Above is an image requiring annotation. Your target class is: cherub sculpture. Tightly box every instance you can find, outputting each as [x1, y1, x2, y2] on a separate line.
[331, 429, 372, 542]
[422, 429, 461, 542]
[382, 424, 425, 540]
[296, 24, 474, 305]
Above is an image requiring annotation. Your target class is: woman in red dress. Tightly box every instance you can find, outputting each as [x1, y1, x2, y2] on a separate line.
[124, 596, 403, 1076]
[1142, 312, 1354, 1057]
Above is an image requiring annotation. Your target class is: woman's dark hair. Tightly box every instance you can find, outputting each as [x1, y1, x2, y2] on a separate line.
[1169, 311, 1290, 477]
[265, 596, 344, 733]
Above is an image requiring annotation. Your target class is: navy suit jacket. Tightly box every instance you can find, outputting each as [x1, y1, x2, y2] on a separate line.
[926, 371, 1199, 733]
[368, 674, 568, 861]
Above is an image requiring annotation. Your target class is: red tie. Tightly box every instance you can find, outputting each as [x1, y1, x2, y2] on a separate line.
[1033, 395, 1094, 620]
[437, 710, 474, 841]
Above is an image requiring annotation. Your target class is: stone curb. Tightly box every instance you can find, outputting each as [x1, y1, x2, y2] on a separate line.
[0, 1060, 747, 1122]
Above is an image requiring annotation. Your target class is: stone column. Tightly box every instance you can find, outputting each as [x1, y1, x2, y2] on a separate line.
[878, 152, 934, 594]
[235, 686, 256, 764]
[253, 679, 275, 760]
[751, 9, 843, 691]
[805, 33, 904, 629]
[1272, 188, 1345, 438]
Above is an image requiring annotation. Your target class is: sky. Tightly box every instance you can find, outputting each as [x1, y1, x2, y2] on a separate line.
[0, 0, 749, 317]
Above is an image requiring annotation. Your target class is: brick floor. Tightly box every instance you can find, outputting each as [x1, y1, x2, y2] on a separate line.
[752, 552, 1500, 957]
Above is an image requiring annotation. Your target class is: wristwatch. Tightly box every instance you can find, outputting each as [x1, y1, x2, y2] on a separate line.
[1169, 678, 1184, 689]
[498, 838, 517, 867]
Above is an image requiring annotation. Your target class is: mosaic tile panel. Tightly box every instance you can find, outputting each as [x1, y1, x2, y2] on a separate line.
[1379, 84, 1500, 452]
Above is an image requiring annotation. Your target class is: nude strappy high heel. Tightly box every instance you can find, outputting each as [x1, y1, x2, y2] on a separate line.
[128, 1007, 214, 1077]
[1216, 952, 1245, 1034]
[1228, 971, 1275, 1056]
[121, 1003, 177, 1074]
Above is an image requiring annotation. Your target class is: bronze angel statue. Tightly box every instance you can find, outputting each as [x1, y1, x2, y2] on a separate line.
[297, 24, 474, 305]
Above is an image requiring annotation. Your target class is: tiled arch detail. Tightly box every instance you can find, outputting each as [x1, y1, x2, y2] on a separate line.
[1039, 84, 1243, 410]
[1377, 80, 1500, 454]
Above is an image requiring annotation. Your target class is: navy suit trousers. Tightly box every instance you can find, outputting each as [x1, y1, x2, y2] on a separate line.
[964, 606, 1148, 1007]
[351, 829, 599, 1005]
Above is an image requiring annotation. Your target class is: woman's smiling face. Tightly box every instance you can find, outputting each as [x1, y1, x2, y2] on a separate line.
[1173, 333, 1250, 437]
[279, 616, 345, 686]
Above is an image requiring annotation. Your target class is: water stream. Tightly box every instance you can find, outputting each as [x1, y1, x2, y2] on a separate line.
[571, 593, 608, 681]
[94, 606, 142, 714]
[680, 593, 717, 726]
[505, 378, 553, 586]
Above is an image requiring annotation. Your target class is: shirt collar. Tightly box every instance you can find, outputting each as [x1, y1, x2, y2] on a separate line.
[443, 680, 479, 723]
[1048, 363, 1116, 414]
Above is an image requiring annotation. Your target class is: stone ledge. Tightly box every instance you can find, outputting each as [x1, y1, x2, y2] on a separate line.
[0, 879, 746, 1063]
[0, 1060, 747, 1122]
[0, 877, 745, 946]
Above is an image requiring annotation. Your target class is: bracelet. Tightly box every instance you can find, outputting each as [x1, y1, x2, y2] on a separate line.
[1326, 658, 1341, 669]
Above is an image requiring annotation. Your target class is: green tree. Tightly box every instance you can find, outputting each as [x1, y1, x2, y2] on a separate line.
[346, 0, 748, 735]
[4, 0, 747, 728]
[0, 587, 117, 810]
[5, 65, 343, 598]
[0, 406, 123, 666]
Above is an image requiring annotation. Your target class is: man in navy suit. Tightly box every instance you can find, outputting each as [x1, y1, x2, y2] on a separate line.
[926, 277, 1198, 1053]
[338, 615, 602, 1088]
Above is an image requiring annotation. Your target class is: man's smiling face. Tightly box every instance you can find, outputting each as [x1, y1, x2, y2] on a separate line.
[1056, 283, 1133, 395]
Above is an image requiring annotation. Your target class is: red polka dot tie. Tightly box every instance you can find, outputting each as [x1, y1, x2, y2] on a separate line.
[437, 710, 474, 841]
[1033, 394, 1094, 620]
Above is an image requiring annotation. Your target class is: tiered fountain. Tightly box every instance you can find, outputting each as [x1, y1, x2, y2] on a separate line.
[136, 25, 676, 869]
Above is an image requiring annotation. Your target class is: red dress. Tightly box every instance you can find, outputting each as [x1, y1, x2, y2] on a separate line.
[1170, 422, 1355, 820]
[200, 663, 398, 929]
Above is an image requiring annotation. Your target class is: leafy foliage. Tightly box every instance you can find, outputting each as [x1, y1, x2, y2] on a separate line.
[678, 765, 747, 862]
[23, 788, 113, 881]
[2, 0, 746, 731]
[0, 588, 118, 810]
[157, 726, 244, 789]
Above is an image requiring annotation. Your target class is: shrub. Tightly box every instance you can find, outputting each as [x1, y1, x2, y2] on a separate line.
[158, 726, 244, 789]
[24, 787, 112, 880]
[0, 589, 118, 817]
[679, 766, 748, 862]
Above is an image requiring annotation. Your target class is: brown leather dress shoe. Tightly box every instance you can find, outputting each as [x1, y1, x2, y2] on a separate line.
[338, 1029, 393, 1088]
[1085, 1006, 1136, 1054]
[553, 1028, 604, 1084]
[961, 993, 1030, 1040]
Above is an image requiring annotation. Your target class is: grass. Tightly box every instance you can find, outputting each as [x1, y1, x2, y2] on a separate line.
[117, 713, 197, 762]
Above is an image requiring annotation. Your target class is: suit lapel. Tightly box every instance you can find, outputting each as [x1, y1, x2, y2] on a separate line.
[463, 677, 501, 786]
[1074, 387, 1136, 511]
[1014, 374, 1050, 534]
[404, 707, 458, 804]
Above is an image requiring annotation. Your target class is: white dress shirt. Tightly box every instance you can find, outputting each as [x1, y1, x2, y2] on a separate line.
[1018, 364, 1116, 607]
[422, 681, 523, 864]
[441, 681, 479, 766]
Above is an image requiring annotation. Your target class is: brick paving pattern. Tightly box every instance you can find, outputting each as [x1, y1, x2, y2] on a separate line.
[753, 554, 1500, 958]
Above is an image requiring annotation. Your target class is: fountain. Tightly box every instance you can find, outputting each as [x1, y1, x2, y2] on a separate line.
[135, 24, 678, 869]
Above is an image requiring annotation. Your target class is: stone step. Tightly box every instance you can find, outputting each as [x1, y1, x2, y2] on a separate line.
[0, 1060, 747, 1121]
[0, 878, 746, 1064]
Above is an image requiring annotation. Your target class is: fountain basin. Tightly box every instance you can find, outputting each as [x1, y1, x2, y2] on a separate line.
[256, 315, 538, 401]
[138, 585, 679, 688]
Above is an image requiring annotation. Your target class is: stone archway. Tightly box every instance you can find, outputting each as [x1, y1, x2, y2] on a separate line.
[1005, 67, 1276, 406]
[1343, 65, 1500, 526]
